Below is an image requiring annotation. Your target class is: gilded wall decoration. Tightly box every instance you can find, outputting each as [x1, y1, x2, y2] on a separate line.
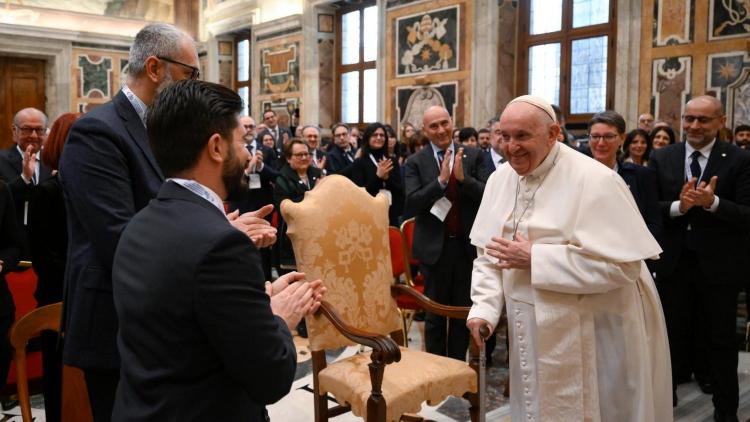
[709, 0, 750, 40]
[13, 0, 175, 22]
[653, 0, 694, 46]
[259, 42, 299, 95]
[651, 56, 692, 131]
[396, 82, 457, 132]
[707, 51, 750, 126]
[395, 5, 459, 77]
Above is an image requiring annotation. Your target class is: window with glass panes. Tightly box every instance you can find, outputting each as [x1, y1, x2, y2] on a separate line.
[519, 0, 616, 124]
[336, 2, 378, 125]
[235, 33, 251, 117]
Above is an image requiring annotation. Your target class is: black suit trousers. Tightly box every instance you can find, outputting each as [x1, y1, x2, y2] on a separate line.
[84, 368, 120, 422]
[656, 249, 739, 413]
[421, 237, 475, 361]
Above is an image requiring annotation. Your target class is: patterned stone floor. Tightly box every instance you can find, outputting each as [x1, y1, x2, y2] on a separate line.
[3, 322, 750, 421]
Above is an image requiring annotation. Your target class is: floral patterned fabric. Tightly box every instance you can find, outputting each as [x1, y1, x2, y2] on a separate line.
[280, 175, 403, 351]
[318, 347, 477, 422]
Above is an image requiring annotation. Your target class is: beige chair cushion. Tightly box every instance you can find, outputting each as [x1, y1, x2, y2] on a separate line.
[281, 175, 403, 351]
[318, 347, 477, 422]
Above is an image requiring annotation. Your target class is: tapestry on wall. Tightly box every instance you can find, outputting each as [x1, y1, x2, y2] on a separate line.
[395, 5, 459, 77]
[396, 82, 457, 132]
[707, 51, 750, 127]
[259, 42, 299, 95]
[651, 56, 692, 132]
[16, 0, 174, 22]
[709, 0, 750, 40]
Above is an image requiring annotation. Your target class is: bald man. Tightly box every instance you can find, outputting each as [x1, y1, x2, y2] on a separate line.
[649, 95, 750, 421]
[467, 95, 671, 421]
[403, 106, 488, 360]
[0, 107, 52, 260]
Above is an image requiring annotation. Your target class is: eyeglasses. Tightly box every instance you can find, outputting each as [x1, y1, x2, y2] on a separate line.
[14, 126, 46, 136]
[682, 115, 721, 124]
[292, 152, 310, 158]
[157, 56, 200, 80]
[589, 133, 619, 142]
[371, 133, 386, 138]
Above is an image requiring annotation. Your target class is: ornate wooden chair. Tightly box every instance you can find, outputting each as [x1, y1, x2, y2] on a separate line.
[281, 175, 483, 422]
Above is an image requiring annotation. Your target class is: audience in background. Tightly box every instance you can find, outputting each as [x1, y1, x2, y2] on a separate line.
[458, 127, 478, 148]
[477, 128, 490, 151]
[623, 128, 652, 166]
[733, 124, 750, 149]
[651, 125, 677, 150]
[29, 112, 79, 422]
[639, 112, 655, 132]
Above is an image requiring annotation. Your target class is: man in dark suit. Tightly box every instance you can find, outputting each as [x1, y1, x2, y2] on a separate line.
[228, 115, 279, 280]
[326, 123, 356, 176]
[649, 95, 750, 422]
[404, 106, 489, 360]
[262, 109, 292, 155]
[301, 125, 327, 171]
[111, 79, 322, 422]
[0, 108, 52, 260]
[484, 119, 505, 172]
[58, 23, 203, 422]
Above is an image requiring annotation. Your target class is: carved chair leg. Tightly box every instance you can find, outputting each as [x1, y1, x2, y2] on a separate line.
[367, 361, 387, 422]
[312, 351, 329, 422]
[465, 392, 480, 422]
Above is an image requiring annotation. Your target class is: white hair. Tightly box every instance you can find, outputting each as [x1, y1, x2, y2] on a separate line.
[128, 23, 190, 77]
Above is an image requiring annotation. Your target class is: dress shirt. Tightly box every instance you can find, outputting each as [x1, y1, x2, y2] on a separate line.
[490, 148, 504, 168]
[669, 139, 720, 217]
[168, 178, 225, 215]
[121, 84, 148, 128]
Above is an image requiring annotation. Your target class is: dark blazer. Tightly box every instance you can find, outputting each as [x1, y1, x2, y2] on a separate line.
[259, 127, 292, 157]
[112, 181, 296, 422]
[0, 180, 22, 319]
[228, 143, 279, 214]
[648, 141, 750, 284]
[58, 90, 164, 370]
[326, 144, 356, 176]
[273, 164, 322, 268]
[350, 154, 404, 226]
[403, 143, 489, 265]
[483, 149, 505, 172]
[29, 175, 67, 305]
[0, 146, 52, 260]
[617, 161, 663, 244]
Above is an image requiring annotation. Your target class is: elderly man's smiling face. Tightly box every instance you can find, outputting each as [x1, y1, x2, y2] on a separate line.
[498, 102, 559, 176]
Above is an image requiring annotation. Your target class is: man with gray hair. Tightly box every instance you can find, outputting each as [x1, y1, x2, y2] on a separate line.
[467, 95, 672, 421]
[59, 23, 275, 421]
[301, 124, 326, 169]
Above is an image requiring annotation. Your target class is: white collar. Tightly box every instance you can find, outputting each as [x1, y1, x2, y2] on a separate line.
[685, 138, 716, 159]
[168, 178, 225, 214]
[490, 148, 504, 165]
[121, 84, 148, 128]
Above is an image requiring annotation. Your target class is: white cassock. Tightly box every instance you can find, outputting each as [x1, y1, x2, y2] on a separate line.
[468, 142, 672, 422]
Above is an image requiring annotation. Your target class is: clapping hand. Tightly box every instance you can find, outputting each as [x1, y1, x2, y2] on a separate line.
[438, 149, 453, 185]
[375, 157, 394, 180]
[453, 147, 465, 182]
[22, 144, 37, 182]
[267, 271, 326, 331]
[227, 204, 277, 248]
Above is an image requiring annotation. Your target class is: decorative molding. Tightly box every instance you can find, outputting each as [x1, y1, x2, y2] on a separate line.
[653, 0, 693, 46]
[708, 0, 750, 41]
[651, 56, 692, 132]
[204, 0, 258, 36]
[253, 14, 303, 40]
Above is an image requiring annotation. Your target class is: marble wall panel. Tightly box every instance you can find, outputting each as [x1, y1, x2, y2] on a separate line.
[653, 0, 694, 46]
[709, 0, 750, 40]
[707, 51, 750, 127]
[651, 56, 692, 132]
[395, 81, 458, 132]
[253, 33, 302, 122]
[496, 0, 517, 114]
[71, 47, 129, 113]
[260, 97, 298, 129]
[259, 42, 299, 95]
[318, 38, 335, 129]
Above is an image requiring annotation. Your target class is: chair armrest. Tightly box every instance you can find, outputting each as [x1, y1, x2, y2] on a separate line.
[316, 301, 401, 365]
[391, 284, 470, 319]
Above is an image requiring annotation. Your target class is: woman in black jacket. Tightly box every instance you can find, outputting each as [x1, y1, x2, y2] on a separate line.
[349, 123, 404, 226]
[273, 139, 323, 274]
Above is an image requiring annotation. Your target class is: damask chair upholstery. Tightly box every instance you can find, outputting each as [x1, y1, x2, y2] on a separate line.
[281, 175, 483, 422]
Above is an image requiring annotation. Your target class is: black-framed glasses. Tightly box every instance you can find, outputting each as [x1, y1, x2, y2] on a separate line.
[13, 125, 46, 136]
[589, 133, 619, 142]
[682, 115, 721, 124]
[292, 152, 310, 158]
[157, 56, 200, 80]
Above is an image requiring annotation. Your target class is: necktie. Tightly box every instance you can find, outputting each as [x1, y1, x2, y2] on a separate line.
[689, 150, 702, 186]
[437, 150, 445, 167]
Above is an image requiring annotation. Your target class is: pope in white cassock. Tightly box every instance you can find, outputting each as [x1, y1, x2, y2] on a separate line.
[466, 96, 673, 421]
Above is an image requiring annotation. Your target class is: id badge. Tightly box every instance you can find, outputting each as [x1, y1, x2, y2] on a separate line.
[248, 173, 262, 189]
[379, 189, 392, 206]
[429, 197, 452, 222]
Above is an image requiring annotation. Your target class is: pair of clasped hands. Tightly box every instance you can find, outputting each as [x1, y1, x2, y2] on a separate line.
[466, 230, 533, 347]
[265, 271, 326, 332]
[679, 176, 718, 213]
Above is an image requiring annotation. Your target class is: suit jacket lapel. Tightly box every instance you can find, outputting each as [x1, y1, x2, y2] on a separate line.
[114, 90, 164, 180]
[670, 142, 686, 192]
[702, 140, 725, 182]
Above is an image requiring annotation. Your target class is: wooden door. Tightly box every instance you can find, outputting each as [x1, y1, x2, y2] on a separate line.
[0, 57, 46, 150]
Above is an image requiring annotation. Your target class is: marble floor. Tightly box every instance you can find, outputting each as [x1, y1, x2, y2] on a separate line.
[4, 321, 750, 421]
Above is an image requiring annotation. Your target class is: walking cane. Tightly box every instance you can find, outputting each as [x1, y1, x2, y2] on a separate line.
[477, 325, 491, 422]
